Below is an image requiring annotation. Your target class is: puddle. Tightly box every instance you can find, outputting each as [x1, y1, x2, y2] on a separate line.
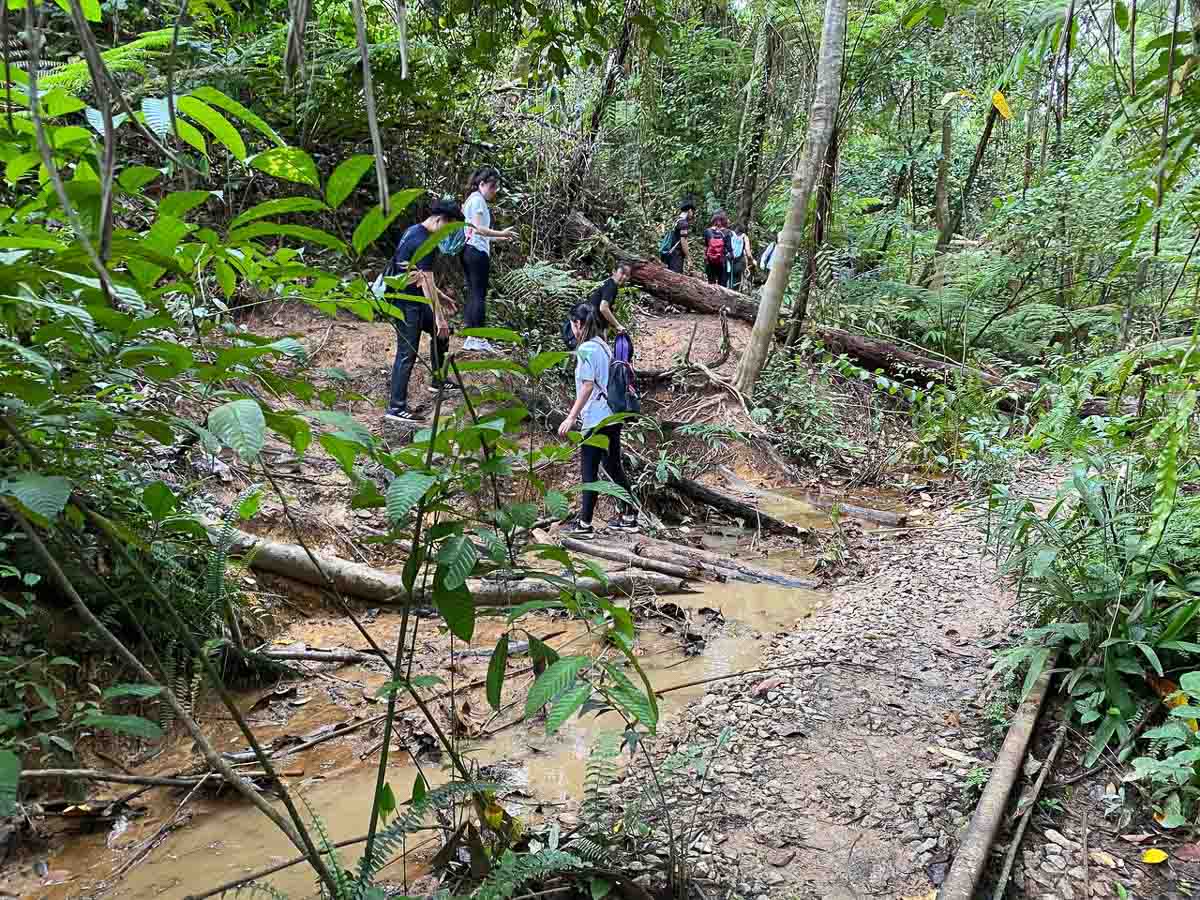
[38, 570, 833, 898]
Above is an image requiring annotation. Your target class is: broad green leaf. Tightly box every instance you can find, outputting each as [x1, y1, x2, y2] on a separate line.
[411, 772, 427, 805]
[603, 662, 657, 729]
[141, 481, 177, 521]
[159, 190, 216, 219]
[486, 634, 509, 711]
[385, 471, 436, 523]
[545, 682, 592, 733]
[249, 146, 320, 188]
[6, 151, 40, 185]
[529, 351, 571, 376]
[319, 433, 360, 475]
[545, 490, 569, 520]
[326, 155, 375, 209]
[189, 87, 285, 147]
[0, 750, 17, 816]
[264, 412, 312, 455]
[375, 782, 397, 821]
[1115, 0, 1129, 31]
[351, 189, 424, 255]
[525, 655, 589, 715]
[434, 577, 474, 641]
[174, 117, 208, 155]
[437, 534, 478, 590]
[118, 165, 162, 193]
[119, 340, 195, 380]
[101, 683, 164, 701]
[214, 258, 236, 298]
[228, 222, 346, 253]
[53, 0, 100, 21]
[81, 713, 163, 740]
[454, 359, 529, 376]
[177, 95, 247, 160]
[230, 197, 328, 230]
[460, 327, 523, 344]
[0, 473, 72, 522]
[208, 398, 266, 462]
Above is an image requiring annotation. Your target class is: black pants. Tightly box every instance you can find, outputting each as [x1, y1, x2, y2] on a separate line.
[665, 249, 685, 273]
[461, 245, 490, 329]
[580, 424, 633, 524]
[705, 261, 726, 285]
[388, 301, 448, 412]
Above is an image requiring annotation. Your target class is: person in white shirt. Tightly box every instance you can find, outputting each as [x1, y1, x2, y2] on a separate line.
[461, 167, 516, 353]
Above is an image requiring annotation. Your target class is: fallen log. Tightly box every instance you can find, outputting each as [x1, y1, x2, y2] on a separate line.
[258, 648, 379, 665]
[228, 528, 693, 603]
[632, 535, 819, 590]
[667, 472, 805, 536]
[18, 769, 289, 788]
[568, 212, 1111, 418]
[560, 537, 702, 580]
[806, 495, 907, 527]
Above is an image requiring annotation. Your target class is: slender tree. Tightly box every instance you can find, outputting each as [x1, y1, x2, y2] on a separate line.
[735, 11, 776, 227]
[733, 0, 847, 394]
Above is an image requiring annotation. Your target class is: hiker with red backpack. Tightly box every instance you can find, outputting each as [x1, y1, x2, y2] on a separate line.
[558, 304, 640, 537]
[702, 209, 733, 286]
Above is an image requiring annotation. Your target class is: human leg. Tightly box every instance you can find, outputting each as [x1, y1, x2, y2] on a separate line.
[705, 261, 722, 284]
[578, 440, 603, 524]
[387, 302, 424, 413]
[598, 425, 636, 519]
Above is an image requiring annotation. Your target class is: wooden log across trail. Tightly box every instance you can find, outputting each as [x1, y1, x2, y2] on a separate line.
[560, 537, 701, 580]
[667, 471, 805, 536]
[632, 534, 819, 590]
[806, 494, 907, 527]
[18, 769, 294, 788]
[227, 529, 693, 603]
[568, 212, 1110, 417]
[257, 648, 380, 665]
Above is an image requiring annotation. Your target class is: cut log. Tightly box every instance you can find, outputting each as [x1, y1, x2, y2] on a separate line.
[227, 529, 693, 603]
[560, 537, 703, 580]
[806, 495, 907, 526]
[258, 649, 379, 665]
[631, 535, 819, 590]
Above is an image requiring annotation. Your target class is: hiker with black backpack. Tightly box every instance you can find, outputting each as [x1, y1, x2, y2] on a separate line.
[557, 304, 639, 537]
[659, 199, 695, 274]
[702, 209, 733, 286]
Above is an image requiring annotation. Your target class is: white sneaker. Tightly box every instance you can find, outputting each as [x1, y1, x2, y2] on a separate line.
[474, 338, 499, 354]
[462, 336, 484, 352]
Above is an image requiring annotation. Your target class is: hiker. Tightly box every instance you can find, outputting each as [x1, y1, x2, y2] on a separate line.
[461, 166, 516, 353]
[760, 239, 777, 276]
[557, 304, 639, 537]
[729, 223, 755, 292]
[702, 209, 733, 286]
[660, 199, 695, 273]
[383, 198, 465, 424]
[591, 262, 632, 334]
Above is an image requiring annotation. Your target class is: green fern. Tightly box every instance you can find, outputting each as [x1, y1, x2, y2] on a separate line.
[471, 848, 583, 900]
[42, 29, 185, 93]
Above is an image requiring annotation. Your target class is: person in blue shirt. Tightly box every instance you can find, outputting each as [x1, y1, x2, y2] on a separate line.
[557, 304, 638, 537]
[382, 198, 464, 423]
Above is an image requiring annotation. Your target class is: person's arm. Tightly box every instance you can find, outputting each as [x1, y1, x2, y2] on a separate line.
[468, 203, 515, 240]
[678, 221, 690, 257]
[745, 236, 755, 269]
[417, 269, 448, 337]
[558, 381, 595, 437]
[599, 299, 623, 333]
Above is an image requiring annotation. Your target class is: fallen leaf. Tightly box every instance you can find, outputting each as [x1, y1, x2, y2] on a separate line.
[943, 711, 961, 727]
[1121, 833, 1153, 844]
[1176, 842, 1200, 862]
[929, 746, 991, 767]
[1142, 848, 1168, 864]
[1089, 850, 1119, 869]
[752, 676, 785, 698]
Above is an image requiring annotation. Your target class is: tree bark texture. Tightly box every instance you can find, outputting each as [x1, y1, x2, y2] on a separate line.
[734, 0, 848, 394]
[735, 16, 777, 227]
[786, 127, 839, 342]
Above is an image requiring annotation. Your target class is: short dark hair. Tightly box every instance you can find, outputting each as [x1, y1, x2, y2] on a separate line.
[679, 198, 696, 212]
[469, 166, 502, 192]
[613, 261, 632, 275]
[430, 198, 464, 221]
[711, 209, 729, 227]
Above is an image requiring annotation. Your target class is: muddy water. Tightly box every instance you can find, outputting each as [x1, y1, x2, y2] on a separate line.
[42, 582, 828, 899]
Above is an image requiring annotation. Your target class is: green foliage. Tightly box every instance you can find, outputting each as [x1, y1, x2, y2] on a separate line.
[474, 849, 584, 900]
[1128, 672, 1200, 828]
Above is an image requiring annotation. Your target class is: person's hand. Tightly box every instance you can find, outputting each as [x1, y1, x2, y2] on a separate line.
[617, 325, 627, 335]
[437, 316, 449, 338]
[502, 227, 517, 241]
[557, 414, 575, 439]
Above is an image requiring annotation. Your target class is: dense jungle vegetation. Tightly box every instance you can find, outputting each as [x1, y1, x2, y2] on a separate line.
[1, 0, 1199, 895]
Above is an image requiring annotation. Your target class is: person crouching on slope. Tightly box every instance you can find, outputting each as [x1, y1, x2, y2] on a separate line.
[384, 198, 465, 424]
[557, 304, 639, 537]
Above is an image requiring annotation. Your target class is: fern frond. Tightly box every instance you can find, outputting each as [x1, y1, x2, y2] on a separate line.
[471, 849, 583, 900]
[232, 882, 293, 900]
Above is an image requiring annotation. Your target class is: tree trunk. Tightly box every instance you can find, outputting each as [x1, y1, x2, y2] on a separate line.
[570, 0, 635, 185]
[786, 126, 839, 344]
[735, 15, 775, 227]
[733, 0, 848, 394]
[935, 109, 951, 234]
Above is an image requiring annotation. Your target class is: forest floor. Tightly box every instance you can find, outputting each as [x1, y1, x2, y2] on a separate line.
[7, 302, 1196, 899]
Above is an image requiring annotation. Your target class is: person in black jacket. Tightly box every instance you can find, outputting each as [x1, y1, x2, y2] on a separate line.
[588, 262, 632, 334]
[382, 198, 464, 423]
[663, 200, 695, 273]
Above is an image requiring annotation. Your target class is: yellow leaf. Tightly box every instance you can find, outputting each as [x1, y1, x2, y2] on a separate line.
[483, 801, 504, 830]
[1142, 848, 1168, 864]
[992, 89, 1013, 120]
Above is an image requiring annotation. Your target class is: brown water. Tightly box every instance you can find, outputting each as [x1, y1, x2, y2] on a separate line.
[38, 581, 829, 899]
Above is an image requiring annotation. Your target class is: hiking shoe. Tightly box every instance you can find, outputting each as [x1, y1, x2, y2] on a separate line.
[384, 407, 426, 424]
[563, 519, 595, 538]
[426, 380, 462, 395]
[609, 514, 640, 532]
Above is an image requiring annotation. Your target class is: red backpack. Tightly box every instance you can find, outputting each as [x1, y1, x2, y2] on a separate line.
[705, 230, 726, 264]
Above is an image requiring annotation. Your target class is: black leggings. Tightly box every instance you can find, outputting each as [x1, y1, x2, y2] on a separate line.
[461, 245, 490, 329]
[705, 261, 726, 286]
[580, 424, 633, 524]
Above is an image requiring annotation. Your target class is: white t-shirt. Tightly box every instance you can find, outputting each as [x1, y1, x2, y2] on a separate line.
[463, 190, 492, 254]
[575, 338, 613, 430]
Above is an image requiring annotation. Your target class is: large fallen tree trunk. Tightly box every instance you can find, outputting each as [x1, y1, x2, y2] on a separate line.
[560, 537, 702, 580]
[228, 529, 692, 602]
[569, 212, 1110, 417]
